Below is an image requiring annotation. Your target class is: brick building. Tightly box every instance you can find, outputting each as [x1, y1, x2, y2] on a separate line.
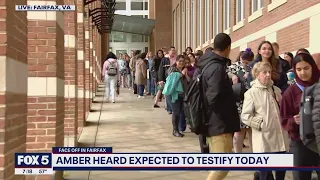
[172, 0, 320, 60]
[0, 0, 104, 179]
[0, 0, 175, 179]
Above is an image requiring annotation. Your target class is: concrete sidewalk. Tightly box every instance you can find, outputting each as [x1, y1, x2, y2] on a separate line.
[65, 85, 294, 180]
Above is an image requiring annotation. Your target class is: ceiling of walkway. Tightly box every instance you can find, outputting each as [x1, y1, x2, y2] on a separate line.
[112, 15, 155, 36]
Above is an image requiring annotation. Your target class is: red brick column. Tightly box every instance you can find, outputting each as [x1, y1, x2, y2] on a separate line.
[64, 0, 78, 147]
[95, 30, 101, 86]
[84, 5, 90, 118]
[89, 17, 94, 103]
[97, 32, 102, 81]
[92, 26, 97, 97]
[0, 1, 28, 179]
[76, 0, 86, 133]
[27, 0, 64, 179]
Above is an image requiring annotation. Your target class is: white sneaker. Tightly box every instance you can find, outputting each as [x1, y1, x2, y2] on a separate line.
[140, 96, 145, 99]
[138, 95, 141, 98]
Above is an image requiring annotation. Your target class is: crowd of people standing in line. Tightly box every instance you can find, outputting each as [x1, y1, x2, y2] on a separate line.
[101, 32, 320, 180]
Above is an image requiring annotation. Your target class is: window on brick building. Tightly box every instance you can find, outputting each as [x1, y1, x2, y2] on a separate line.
[181, 1, 186, 50]
[115, 1, 126, 10]
[191, 0, 194, 47]
[205, 0, 210, 41]
[177, 5, 181, 53]
[197, 0, 202, 46]
[236, 0, 245, 23]
[111, 32, 126, 42]
[131, 0, 148, 10]
[131, 35, 143, 42]
[186, 0, 190, 47]
[173, 10, 177, 49]
[213, 0, 220, 36]
[223, 0, 230, 30]
[252, 0, 263, 13]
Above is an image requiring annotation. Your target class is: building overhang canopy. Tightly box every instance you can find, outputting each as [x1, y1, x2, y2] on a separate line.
[112, 14, 155, 36]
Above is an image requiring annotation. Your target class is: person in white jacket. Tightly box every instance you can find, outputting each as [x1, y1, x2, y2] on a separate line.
[102, 52, 120, 103]
[241, 61, 289, 180]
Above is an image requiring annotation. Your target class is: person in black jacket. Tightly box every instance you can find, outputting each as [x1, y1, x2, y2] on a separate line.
[158, 53, 172, 114]
[313, 83, 320, 154]
[198, 33, 240, 179]
[152, 50, 165, 108]
[272, 42, 290, 93]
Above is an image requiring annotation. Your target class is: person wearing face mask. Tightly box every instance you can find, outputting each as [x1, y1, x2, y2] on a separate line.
[247, 41, 281, 88]
[241, 61, 288, 180]
[280, 53, 320, 180]
[227, 48, 254, 153]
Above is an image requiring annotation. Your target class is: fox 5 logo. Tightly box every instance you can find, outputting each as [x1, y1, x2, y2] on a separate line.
[15, 153, 52, 166]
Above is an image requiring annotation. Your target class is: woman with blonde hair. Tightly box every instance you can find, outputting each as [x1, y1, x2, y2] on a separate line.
[241, 61, 288, 180]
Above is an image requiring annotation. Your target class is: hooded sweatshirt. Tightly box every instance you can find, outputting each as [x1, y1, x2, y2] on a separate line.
[102, 58, 119, 77]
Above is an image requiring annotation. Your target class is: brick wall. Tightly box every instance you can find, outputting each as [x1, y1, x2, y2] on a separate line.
[173, 0, 320, 60]
[0, 0, 104, 178]
[88, 8, 93, 103]
[277, 19, 310, 53]
[230, 47, 240, 63]
[153, 0, 173, 51]
[27, 0, 64, 179]
[84, 5, 90, 118]
[0, 0, 28, 179]
[76, 0, 86, 134]
[64, 0, 78, 147]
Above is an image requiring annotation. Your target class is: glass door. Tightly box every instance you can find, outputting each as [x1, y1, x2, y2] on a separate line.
[114, 49, 128, 58]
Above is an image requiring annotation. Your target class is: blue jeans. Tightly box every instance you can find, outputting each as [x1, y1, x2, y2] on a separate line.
[127, 73, 132, 88]
[165, 95, 172, 113]
[148, 75, 155, 95]
[168, 96, 184, 131]
[131, 72, 135, 88]
[138, 85, 145, 96]
[179, 111, 186, 132]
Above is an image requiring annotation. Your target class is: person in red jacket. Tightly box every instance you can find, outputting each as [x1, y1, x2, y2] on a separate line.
[280, 53, 320, 180]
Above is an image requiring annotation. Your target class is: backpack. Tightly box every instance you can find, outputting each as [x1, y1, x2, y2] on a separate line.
[232, 70, 247, 101]
[107, 60, 117, 76]
[183, 61, 213, 135]
[300, 83, 318, 153]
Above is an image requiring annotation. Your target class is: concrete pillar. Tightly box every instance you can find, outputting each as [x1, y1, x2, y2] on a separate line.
[84, 5, 90, 118]
[26, 0, 64, 179]
[0, 0, 28, 179]
[64, 0, 78, 147]
[76, 0, 86, 133]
